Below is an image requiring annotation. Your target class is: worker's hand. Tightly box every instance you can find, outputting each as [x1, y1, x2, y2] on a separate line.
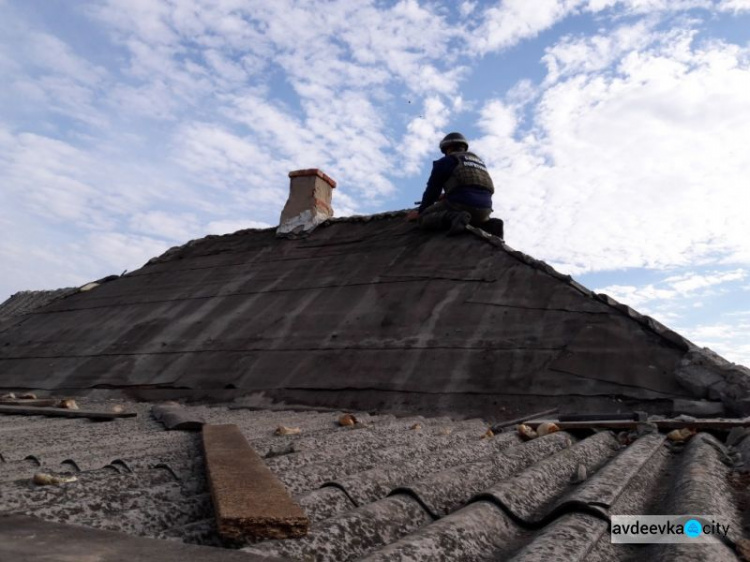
[406, 210, 419, 222]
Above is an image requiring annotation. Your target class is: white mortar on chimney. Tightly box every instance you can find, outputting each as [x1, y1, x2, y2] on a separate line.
[277, 168, 337, 237]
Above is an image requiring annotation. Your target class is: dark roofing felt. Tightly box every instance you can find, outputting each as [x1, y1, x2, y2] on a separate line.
[0, 288, 76, 325]
[1, 401, 748, 561]
[3, 211, 743, 415]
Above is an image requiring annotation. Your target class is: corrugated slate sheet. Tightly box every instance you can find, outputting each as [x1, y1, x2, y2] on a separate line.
[1, 402, 747, 561]
[0, 214, 699, 412]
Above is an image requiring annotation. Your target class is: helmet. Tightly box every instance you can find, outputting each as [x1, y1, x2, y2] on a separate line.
[439, 132, 469, 154]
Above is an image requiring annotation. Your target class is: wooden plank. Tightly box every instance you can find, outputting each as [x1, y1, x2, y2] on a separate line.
[202, 424, 309, 541]
[558, 412, 643, 422]
[491, 408, 559, 432]
[525, 418, 750, 431]
[0, 399, 58, 407]
[0, 405, 136, 420]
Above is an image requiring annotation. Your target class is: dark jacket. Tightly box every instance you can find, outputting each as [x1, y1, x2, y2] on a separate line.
[418, 151, 494, 213]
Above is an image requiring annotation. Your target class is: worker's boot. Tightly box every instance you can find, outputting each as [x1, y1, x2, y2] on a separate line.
[480, 217, 504, 239]
[447, 211, 471, 236]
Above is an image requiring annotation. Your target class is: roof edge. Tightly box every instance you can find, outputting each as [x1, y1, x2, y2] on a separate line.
[465, 225, 691, 352]
[145, 210, 412, 266]
[465, 224, 750, 415]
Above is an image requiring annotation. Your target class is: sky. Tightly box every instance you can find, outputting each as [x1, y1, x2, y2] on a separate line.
[1, 0, 749, 366]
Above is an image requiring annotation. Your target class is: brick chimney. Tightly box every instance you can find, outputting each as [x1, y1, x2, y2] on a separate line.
[277, 169, 336, 237]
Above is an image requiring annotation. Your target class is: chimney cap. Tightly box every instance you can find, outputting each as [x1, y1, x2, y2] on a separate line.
[288, 168, 337, 188]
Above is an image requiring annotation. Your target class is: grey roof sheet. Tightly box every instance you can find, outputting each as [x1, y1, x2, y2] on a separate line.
[0, 514, 286, 562]
[1, 401, 747, 561]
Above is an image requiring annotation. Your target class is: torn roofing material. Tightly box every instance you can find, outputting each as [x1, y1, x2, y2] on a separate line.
[0, 211, 748, 414]
[0, 402, 747, 561]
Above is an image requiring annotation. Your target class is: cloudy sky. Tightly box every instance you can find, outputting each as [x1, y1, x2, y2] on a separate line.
[1, 0, 749, 365]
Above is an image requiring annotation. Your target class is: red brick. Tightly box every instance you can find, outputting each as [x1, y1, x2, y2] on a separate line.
[288, 168, 337, 188]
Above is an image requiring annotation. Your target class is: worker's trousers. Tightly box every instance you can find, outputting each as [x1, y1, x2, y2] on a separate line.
[418, 200, 492, 230]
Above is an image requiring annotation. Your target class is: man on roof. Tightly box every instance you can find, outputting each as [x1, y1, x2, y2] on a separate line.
[409, 132, 501, 237]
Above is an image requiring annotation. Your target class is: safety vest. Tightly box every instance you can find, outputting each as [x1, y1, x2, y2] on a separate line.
[443, 151, 494, 195]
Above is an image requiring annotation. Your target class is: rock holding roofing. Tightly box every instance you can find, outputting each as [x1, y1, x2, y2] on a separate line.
[676, 348, 750, 416]
[0, 212, 747, 415]
[671, 398, 725, 417]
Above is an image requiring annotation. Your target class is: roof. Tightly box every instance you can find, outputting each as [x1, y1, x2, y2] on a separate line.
[0, 514, 280, 562]
[2, 211, 747, 416]
[1, 400, 747, 561]
[0, 288, 76, 325]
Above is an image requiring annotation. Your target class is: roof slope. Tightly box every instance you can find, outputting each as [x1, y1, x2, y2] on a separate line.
[1, 402, 746, 560]
[0, 288, 76, 325]
[0, 212, 746, 414]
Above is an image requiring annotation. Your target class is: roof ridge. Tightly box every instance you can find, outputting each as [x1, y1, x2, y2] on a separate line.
[145, 210, 413, 265]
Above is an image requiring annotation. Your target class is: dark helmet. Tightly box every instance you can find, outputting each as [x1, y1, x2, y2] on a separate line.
[439, 132, 469, 154]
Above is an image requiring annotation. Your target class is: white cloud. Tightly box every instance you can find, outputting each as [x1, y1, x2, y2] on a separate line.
[0, 19, 109, 126]
[78, 0, 472, 212]
[0, 123, 274, 300]
[129, 210, 201, 241]
[689, 323, 738, 339]
[475, 25, 750, 273]
[398, 97, 451, 176]
[329, 189, 361, 217]
[1, 131, 106, 225]
[599, 0, 713, 12]
[86, 0, 179, 47]
[336, 0, 465, 94]
[718, 0, 750, 12]
[725, 310, 750, 317]
[596, 269, 746, 305]
[460, 1, 478, 17]
[681, 321, 750, 366]
[471, 0, 587, 55]
[172, 122, 292, 207]
[206, 219, 272, 234]
[468, 0, 730, 58]
[79, 231, 169, 273]
[663, 270, 746, 293]
[596, 283, 676, 307]
[541, 20, 659, 84]
[0, 201, 170, 299]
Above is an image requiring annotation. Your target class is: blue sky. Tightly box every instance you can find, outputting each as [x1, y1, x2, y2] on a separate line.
[1, 0, 749, 366]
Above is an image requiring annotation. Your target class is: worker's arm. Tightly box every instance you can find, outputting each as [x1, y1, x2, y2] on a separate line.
[418, 156, 457, 213]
